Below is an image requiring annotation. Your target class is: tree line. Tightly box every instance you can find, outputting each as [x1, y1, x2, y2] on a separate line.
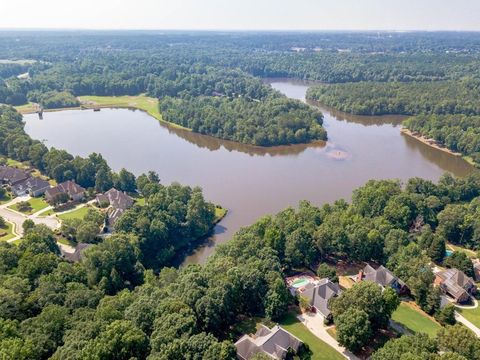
[404, 114, 480, 164]
[306, 79, 480, 116]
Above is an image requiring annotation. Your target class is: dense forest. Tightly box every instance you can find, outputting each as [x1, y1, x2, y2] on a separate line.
[306, 79, 480, 116]
[2, 31, 480, 146]
[3, 125, 480, 358]
[404, 115, 480, 164]
[160, 95, 326, 146]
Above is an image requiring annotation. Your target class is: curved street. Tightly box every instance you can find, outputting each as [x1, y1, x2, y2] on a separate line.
[0, 195, 60, 242]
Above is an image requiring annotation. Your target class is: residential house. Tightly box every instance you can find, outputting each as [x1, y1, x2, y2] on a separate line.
[0, 166, 29, 186]
[434, 268, 476, 304]
[12, 177, 51, 197]
[300, 278, 341, 322]
[60, 243, 92, 262]
[357, 264, 409, 295]
[96, 188, 134, 230]
[96, 188, 134, 210]
[235, 325, 303, 360]
[45, 180, 86, 203]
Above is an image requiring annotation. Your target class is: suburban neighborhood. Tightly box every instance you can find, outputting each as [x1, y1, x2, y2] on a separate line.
[0, 163, 138, 256]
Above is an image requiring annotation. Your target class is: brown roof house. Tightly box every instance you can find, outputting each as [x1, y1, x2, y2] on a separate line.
[300, 279, 341, 322]
[96, 188, 134, 230]
[45, 180, 86, 204]
[0, 166, 29, 186]
[357, 264, 409, 295]
[60, 243, 92, 263]
[435, 268, 476, 304]
[12, 177, 51, 197]
[235, 325, 303, 360]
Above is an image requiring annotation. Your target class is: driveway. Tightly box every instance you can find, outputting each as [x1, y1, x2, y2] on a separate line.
[297, 312, 360, 360]
[455, 312, 480, 337]
[0, 196, 60, 242]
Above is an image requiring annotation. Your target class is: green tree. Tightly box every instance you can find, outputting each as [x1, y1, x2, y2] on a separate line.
[81, 320, 149, 360]
[437, 325, 480, 360]
[316, 263, 338, 282]
[335, 308, 372, 353]
[428, 235, 446, 263]
[444, 252, 474, 278]
[435, 304, 456, 326]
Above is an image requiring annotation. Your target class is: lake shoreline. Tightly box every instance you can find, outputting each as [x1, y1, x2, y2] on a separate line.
[400, 127, 475, 162]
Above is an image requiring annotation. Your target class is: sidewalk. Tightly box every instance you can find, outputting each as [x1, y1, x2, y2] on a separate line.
[297, 312, 360, 360]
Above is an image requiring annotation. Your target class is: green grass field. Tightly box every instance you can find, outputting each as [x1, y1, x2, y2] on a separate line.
[392, 302, 441, 337]
[214, 206, 227, 222]
[447, 243, 477, 258]
[78, 95, 190, 130]
[14, 102, 39, 114]
[8, 197, 50, 215]
[279, 313, 344, 360]
[457, 306, 480, 329]
[58, 206, 91, 221]
[0, 222, 16, 241]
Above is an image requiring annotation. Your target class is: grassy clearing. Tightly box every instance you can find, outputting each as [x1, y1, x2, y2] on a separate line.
[214, 206, 227, 223]
[447, 243, 477, 258]
[78, 95, 190, 130]
[56, 237, 75, 247]
[392, 302, 441, 337]
[14, 102, 39, 114]
[279, 312, 344, 360]
[58, 206, 91, 221]
[8, 197, 50, 215]
[457, 306, 480, 329]
[0, 222, 16, 242]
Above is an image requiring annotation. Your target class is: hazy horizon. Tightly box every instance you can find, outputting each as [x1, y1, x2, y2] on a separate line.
[1, 0, 480, 32]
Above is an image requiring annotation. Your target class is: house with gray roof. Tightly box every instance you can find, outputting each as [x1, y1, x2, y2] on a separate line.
[96, 188, 134, 230]
[12, 176, 50, 197]
[235, 325, 303, 360]
[435, 268, 476, 304]
[357, 264, 409, 295]
[301, 278, 341, 322]
[96, 188, 134, 210]
[60, 243, 92, 262]
[0, 165, 29, 186]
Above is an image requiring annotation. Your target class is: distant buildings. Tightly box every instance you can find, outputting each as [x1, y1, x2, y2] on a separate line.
[235, 325, 303, 360]
[45, 180, 86, 203]
[356, 264, 409, 295]
[435, 268, 476, 304]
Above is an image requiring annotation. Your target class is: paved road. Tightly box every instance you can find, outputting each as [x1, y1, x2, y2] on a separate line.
[455, 312, 480, 337]
[297, 312, 360, 360]
[0, 196, 60, 241]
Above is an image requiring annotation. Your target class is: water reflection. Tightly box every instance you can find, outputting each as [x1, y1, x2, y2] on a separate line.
[23, 79, 475, 266]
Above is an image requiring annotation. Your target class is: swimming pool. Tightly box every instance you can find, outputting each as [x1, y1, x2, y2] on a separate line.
[291, 278, 310, 288]
[445, 249, 454, 257]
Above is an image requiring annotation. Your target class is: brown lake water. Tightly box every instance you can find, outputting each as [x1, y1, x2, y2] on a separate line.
[23, 79, 474, 264]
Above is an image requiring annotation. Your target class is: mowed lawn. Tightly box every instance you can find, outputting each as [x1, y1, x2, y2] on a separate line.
[457, 306, 480, 329]
[58, 206, 91, 220]
[8, 197, 50, 215]
[0, 222, 16, 241]
[392, 302, 441, 337]
[279, 313, 344, 360]
[79, 95, 190, 130]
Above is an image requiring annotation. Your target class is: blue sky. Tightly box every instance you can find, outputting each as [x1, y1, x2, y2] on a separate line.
[1, 0, 480, 31]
